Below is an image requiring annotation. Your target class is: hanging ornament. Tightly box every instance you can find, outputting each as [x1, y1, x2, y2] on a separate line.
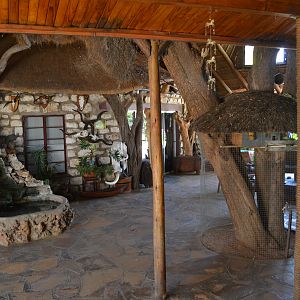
[204, 16, 217, 92]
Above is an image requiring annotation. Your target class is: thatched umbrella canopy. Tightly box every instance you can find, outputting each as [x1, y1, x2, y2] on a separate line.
[0, 34, 152, 94]
[193, 91, 296, 133]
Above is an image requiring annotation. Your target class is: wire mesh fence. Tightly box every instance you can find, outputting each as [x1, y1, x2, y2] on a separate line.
[200, 145, 296, 259]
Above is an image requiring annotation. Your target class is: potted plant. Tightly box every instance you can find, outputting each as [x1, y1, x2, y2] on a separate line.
[75, 139, 115, 182]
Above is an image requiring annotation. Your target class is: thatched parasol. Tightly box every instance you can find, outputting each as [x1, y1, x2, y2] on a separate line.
[192, 91, 296, 133]
[0, 34, 151, 94]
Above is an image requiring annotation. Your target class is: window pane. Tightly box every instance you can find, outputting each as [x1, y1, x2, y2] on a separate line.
[276, 48, 286, 64]
[25, 117, 43, 128]
[27, 140, 44, 147]
[244, 45, 254, 65]
[46, 116, 63, 127]
[47, 144, 64, 151]
[47, 139, 65, 145]
[47, 151, 65, 163]
[27, 128, 44, 140]
[49, 162, 65, 173]
[47, 127, 63, 139]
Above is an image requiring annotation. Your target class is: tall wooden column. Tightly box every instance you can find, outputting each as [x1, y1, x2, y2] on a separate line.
[295, 17, 300, 300]
[148, 39, 166, 300]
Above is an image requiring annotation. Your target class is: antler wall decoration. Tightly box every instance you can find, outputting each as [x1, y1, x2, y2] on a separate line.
[2, 94, 21, 112]
[62, 109, 113, 146]
[33, 95, 54, 109]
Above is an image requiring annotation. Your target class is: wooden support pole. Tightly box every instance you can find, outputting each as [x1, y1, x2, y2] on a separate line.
[217, 44, 249, 90]
[294, 17, 300, 300]
[148, 40, 167, 300]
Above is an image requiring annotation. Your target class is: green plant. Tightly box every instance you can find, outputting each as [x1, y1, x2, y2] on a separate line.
[76, 139, 115, 180]
[76, 156, 95, 176]
[31, 148, 55, 182]
[95, 164, 114, 178]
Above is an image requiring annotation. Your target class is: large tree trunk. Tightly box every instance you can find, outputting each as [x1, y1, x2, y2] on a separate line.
[285, 50, 297, 98]
[104, 94, 143, 190]
[163, 42, 273, 250]
[249, 47, 286, 249]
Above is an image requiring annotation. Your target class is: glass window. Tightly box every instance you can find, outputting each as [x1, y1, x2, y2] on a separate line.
[24, 115, 66, 174]
[244, 46, 286, 66]
[244, 45, 254, 66]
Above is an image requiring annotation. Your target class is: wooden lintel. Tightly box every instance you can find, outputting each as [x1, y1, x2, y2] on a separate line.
[0, 24, 296, 49]
[217, 44, 249, 90]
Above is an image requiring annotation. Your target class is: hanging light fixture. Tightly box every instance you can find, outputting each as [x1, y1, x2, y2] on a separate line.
[201, 16, 217, 91]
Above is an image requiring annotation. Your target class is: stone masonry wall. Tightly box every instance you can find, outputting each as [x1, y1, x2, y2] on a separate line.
[0, 94, 120, 190]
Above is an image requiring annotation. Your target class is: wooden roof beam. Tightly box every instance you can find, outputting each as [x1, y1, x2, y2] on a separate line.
[212, 69, 232, 95]
[132, 0, 300, 18]
[217, 44, 249, 90]
[0, 24, 296, 49]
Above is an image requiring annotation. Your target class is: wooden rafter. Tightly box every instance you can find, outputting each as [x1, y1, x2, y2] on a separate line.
[212, 69, 233, 95]
[217, 44, 249, 90]
[0, 24, 296, 49]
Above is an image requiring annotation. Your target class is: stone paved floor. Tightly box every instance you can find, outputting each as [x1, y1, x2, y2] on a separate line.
[0, 174, 294, 299]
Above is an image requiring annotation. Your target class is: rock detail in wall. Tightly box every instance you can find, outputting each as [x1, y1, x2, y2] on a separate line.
[0, 93, 121, 190]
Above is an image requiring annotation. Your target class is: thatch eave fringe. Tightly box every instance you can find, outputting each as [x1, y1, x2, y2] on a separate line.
[192, 91, 296, 133]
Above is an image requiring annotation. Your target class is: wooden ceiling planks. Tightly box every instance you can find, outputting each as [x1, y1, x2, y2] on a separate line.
[8, 0, 19, 24]
[36, 0, 50, 25]
[108, 1, 135, 29]
[63, 0, 79, 27]
[54, 0, 69, 27]
[0, 0, 9, 24]
[27, 0, 39, 24]
[71, 0, 89, 27]
[19, 0, 29, 24]
[96, 0, 118, 29]
[79, 0, 98, 27]
[45, 0, 59, 26]
[88, 1, 108, 28]
[131, 0, 300, 17]
[0, 0, 297, 48]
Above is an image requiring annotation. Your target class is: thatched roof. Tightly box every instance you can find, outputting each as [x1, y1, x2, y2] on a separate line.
[193, 91, 296, 133]
[0, 35, 150, 95]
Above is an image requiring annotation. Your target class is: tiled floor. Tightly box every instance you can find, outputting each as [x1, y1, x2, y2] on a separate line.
[0, 174, 294, 299]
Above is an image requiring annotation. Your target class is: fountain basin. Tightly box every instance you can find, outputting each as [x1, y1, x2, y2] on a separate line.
[0, 194, 74, 246]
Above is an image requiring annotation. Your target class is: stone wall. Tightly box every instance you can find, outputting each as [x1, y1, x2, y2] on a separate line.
[0, 94, 121, 190]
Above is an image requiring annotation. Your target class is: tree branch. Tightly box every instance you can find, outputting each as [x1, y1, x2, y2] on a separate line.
[131, 94, 143, 134]
[122, 96, 134, 112]
[0, 34, 31, 75]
